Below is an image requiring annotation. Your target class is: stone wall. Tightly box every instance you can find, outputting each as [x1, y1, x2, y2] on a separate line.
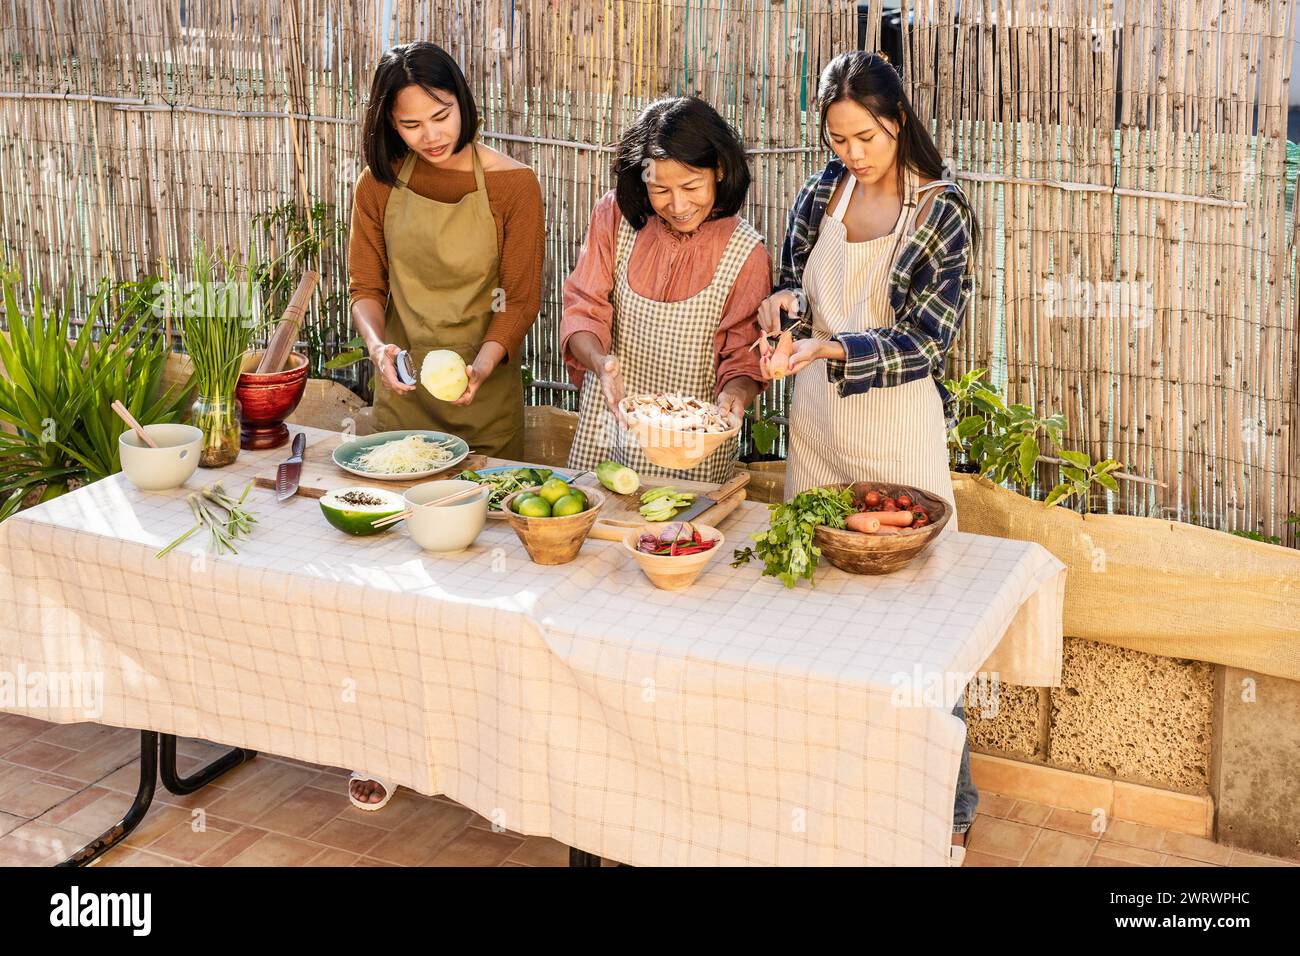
[967, 638, 1215, 794]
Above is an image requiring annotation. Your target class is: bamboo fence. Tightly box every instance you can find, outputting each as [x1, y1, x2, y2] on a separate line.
[0, 1, 1297, 541]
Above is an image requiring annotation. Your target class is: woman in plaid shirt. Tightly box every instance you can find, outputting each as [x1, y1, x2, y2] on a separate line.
[757, 51, 981, 865]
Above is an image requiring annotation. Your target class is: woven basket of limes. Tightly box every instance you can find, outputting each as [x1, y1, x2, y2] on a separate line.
[500, 478, 606, 565]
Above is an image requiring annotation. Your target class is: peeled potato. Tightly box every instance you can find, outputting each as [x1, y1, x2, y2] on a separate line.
[768, 330, 794, 379]
[421, 349, 469, 401]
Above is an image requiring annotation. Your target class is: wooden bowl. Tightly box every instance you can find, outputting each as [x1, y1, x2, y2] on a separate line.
[622, 522, 725, 591]
[812, 483, 951, 575]
[500, 485, 606, 565]
[236, 350, 309, 449]
[620, 399, 740, 470]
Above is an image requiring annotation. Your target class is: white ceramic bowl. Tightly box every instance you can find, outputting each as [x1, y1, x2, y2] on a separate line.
[404, 479, 489, 554]
[118, 423, 203, 491]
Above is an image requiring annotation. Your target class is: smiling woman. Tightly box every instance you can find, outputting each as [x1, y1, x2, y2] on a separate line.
[560, 97, 773, 484]
[347, 41, 544, 462]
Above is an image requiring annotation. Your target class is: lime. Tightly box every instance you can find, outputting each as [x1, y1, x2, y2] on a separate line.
[551, 493, 586, 517]
[517, 496, 553, 518]
[511, 492, 540, 514]
[538, 477, 571, 505]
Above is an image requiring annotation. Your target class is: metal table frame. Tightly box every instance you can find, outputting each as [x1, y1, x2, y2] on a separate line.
[58, 731, 256, 867]
[54, 729, 616, 867]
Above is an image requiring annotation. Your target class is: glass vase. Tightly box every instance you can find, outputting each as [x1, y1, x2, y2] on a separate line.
[192, 393, 242, 468]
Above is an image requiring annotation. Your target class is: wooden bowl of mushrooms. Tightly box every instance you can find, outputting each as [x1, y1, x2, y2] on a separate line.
[619, 392, 740, 470]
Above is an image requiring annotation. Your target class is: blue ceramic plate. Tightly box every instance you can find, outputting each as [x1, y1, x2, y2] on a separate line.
[332, 430, 470, 481]
[471, 465, 575, 481]
[462, 464, 577, 518]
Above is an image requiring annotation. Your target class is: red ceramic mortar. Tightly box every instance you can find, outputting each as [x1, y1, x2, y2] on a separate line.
[235, 350, 308, 449]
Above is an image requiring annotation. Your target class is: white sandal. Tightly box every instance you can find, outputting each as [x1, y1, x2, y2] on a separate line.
[348, 771, 395, 812]
[948, 844, 967, 866]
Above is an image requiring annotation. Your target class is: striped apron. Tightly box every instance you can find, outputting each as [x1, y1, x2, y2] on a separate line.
[785, 167, 959, 538]
[567, 215, 763, 485]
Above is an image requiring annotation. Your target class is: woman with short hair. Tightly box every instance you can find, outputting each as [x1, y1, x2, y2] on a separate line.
[561, 97, 772, 484]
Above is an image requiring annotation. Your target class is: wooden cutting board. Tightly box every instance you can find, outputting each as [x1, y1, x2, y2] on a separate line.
[572, 471, 749, 541]
[251, 432, 489, 498]
[252, 432, 750, 541]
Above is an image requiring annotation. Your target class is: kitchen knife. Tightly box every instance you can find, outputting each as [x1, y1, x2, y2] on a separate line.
[275, 431, 307, 501]
[667, 472, 749, 523]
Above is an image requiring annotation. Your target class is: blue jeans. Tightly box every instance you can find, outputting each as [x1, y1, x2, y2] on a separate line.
[953, 696, 978, 833]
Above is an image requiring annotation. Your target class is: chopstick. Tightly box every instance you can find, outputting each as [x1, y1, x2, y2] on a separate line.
[370, 484, 488, 528]
[110, 400, 158, 448]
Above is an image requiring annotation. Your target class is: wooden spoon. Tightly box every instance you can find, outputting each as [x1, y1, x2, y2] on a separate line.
[111, 400, 158, 448]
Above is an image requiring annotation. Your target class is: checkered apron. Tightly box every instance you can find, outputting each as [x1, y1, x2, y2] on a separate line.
[567, 215, 762, 484]
[786, 167, 959, 539]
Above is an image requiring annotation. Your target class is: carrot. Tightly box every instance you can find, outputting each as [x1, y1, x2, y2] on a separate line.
[875, 510, 914, 528]
[846, 513, 881, 534]
[766, 330, 794, 379]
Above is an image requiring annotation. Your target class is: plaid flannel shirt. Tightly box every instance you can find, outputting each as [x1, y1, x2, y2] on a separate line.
[777, 157, 975, 431]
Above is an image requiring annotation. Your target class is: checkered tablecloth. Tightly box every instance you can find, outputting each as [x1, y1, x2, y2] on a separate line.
[0, 426, 1065, 865]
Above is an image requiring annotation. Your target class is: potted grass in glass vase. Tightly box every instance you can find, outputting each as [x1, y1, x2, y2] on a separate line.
[178, 243, 265, 467]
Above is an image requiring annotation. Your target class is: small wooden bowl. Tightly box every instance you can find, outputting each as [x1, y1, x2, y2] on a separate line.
[620, 399, 740, 470]
[812, 483, 951, 575]
[622, 522, 725, 591]
[500, 485, 606, 565]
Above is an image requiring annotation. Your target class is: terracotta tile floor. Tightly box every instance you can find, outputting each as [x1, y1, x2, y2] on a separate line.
[0, 714, 1295, 867]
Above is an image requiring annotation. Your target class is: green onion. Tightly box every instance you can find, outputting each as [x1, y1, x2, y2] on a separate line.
[155, 480, 257, 558]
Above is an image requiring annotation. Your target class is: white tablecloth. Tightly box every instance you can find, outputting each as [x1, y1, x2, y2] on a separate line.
[0, 426, 1065, 865]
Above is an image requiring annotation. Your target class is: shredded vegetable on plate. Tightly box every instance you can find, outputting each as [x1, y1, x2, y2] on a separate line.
[353, 434, 457, 475]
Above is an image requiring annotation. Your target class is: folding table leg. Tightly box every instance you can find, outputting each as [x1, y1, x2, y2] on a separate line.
[158, 733, 256, 795]
[57, 730, 159, 867]
[57, 731, 257, 867]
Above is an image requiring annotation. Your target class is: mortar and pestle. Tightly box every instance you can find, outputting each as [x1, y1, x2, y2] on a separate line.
[235, 271, 319, 449]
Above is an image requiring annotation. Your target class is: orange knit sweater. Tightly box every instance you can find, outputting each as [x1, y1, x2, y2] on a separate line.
[348, 154, 545, 362]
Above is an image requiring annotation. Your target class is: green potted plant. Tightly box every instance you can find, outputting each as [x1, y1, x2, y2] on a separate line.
[0, 268, 191, 519]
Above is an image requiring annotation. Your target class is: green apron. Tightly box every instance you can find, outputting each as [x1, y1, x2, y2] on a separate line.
[374, 145, 525, 459]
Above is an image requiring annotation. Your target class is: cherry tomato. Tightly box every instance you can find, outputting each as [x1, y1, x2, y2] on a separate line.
[881, 501, 898, 512]
[896, 494, 912, 510]
[913, 514, 930, 528]
[864, 490, 881, 507]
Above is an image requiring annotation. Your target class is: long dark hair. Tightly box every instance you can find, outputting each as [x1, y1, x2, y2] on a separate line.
[817, 51, 979, 249]
[612, 97, 751, 229]
[361, 42, 480, 186]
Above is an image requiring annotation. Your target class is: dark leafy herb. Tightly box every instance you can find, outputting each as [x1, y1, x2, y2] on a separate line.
[730, 487, 855, 588]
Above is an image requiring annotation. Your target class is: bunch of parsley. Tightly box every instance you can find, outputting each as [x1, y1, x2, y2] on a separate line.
[731, 487, 855, 588]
